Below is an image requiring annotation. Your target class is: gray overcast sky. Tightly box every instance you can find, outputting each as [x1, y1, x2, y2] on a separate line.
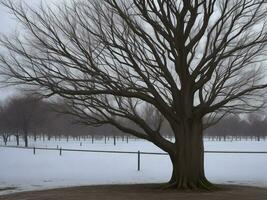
[0, 0, 63, 101]
[0, 4, 13, 34]
[0, 1, 20, 101]
[0, 0, 53, 33]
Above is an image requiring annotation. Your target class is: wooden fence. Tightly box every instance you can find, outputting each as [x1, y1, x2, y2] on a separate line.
[1, 145, 267, 171]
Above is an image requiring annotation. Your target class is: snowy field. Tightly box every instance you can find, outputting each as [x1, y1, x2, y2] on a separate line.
[1, 137, 267, 195]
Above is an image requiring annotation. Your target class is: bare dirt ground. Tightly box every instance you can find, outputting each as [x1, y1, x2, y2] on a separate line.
[0, 184, 266, 200]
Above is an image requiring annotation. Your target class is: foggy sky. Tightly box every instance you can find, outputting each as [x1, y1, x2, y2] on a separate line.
[0, 2, 17, 100]
[0, 0, 64, 101]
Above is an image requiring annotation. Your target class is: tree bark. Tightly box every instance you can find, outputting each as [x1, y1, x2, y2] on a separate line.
[166, 118, 213, 190]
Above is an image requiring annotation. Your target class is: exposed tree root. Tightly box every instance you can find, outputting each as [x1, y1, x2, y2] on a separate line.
[197, 178, 216, 191]
[162, 181, 178, 190]
[162, 177, 215, 191]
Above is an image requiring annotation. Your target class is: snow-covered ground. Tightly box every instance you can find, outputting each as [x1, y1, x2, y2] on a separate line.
[0, 137, 267, 195]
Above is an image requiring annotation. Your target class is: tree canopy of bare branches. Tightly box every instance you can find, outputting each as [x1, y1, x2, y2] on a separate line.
[0, 0, 267, 190]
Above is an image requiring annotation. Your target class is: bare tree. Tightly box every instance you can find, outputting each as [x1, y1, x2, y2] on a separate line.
[247, 113, 265, 141]
[1, 94, 43, 147]
[0, 105, 10, 145]
[1, 132, 9, 145]
[205, 114, 242, 139]
[1, 0, 267, 189]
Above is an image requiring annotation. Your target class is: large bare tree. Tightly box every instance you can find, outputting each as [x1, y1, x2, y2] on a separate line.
[0, 0, 267, 189]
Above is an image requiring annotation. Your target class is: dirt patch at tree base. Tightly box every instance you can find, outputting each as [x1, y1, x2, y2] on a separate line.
[0, 184, 266, 200]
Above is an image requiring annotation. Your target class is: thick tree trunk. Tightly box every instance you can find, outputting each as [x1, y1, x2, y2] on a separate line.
[166, 119, 213, 190]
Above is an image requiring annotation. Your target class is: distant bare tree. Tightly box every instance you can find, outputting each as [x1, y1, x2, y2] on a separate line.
[1, 133, 9, 145]
[248, 113, 266, 140]
[205, 114, 242, 137]
[1, 0, 267, 189]
[0, 104, 11, 145]
[1, 95, 43, 147]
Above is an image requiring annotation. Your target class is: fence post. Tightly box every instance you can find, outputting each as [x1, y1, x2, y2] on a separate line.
[137, 150, 140, 171]
[113, 136, 116, 146]
[60, 147, 62, 156]
[33, 147, 36, 155]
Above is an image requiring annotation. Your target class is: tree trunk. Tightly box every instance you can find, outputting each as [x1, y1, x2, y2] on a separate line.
[24, 131, 28, 147]
[3, 135, 7, 146]
[16, 134, 19, 146]
[166, 118, 213, 190]
[34, 132, 37, 141]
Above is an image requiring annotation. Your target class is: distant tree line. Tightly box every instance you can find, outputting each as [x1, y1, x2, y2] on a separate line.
[205, 114, 267, 140]
[0, 94, 127, 147]
[0, 94, 267, 147]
